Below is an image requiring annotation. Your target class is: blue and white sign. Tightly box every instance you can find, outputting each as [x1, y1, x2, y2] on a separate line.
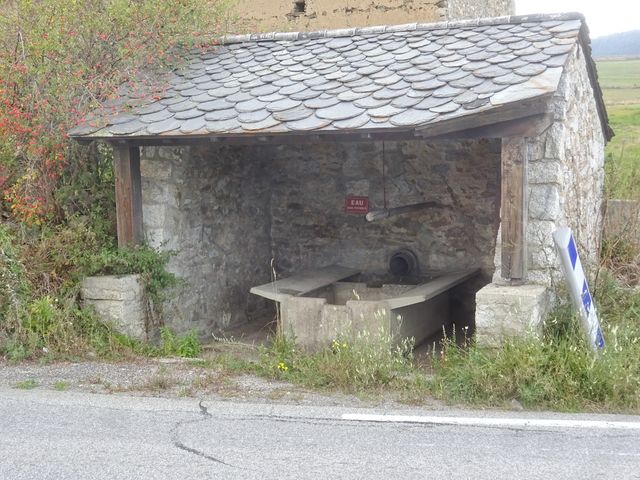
[553, 227, 605, 351]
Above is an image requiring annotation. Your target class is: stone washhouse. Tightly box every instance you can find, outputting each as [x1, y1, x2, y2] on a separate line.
[72, 13, 611, 348]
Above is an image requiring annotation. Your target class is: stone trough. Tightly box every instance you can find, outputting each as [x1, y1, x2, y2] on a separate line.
[250, 265, 479, 349]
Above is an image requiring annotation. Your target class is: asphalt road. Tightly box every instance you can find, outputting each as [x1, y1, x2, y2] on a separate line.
[1, 388, 639, 479]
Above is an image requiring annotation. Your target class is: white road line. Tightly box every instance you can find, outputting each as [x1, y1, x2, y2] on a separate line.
[341, 414, 640, 430]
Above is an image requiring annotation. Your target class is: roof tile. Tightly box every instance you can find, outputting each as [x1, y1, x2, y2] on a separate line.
[69, 13, 592, 139]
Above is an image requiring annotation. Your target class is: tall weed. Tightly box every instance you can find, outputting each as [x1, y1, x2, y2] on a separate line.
[431, 281, 640, 413]
[258, 328, 420, 392]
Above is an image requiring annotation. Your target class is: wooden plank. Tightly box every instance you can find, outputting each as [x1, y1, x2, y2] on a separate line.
[80, 129, 419, 147]
[250, 265, 360, 302]
[385, 269, 480, 310]
[416, 95, 551, 139]
[500, 137, 528, 281]
[113, 144, 143, 247]
[424, 113, 554, 141]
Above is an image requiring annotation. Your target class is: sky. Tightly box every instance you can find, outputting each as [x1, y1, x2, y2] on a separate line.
[516, 0, 640, 38]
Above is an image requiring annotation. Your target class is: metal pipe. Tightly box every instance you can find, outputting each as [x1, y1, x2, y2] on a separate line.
[365, 201, 444, 222]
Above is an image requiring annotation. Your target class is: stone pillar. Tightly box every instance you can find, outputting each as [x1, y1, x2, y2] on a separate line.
[475, 283, 549, 346]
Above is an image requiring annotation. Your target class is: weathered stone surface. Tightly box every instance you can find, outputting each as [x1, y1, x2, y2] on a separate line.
[81, 275, 147, 341]
[475, 283, 549, 346]
[230, 0, 511, 34]
[140, 159, 172, 180]
[528, 160, 562, 185]
[528, 184, 561, 221]
[140, 144, 273, 337]
[142, 204, 166, 229]
[269, 139, 500, 279]
[140, 137, 499, 336]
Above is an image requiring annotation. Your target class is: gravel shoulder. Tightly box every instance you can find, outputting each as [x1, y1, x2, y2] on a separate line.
[0, 356, 446, 410]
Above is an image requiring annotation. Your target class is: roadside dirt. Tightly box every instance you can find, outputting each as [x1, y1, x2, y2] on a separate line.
[0, 352, 446, 410]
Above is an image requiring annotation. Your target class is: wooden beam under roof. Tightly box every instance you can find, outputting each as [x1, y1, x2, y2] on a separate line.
[416, 95, 552, 139]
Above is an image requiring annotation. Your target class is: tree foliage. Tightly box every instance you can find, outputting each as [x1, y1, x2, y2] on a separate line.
[0, 0, 230, 223]
[0, 0, 231, 359]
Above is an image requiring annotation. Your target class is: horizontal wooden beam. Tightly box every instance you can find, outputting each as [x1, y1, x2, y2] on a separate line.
[425, 113, 554, 141]
[417, 95, 552, 139]
[83, 129, 420, 148]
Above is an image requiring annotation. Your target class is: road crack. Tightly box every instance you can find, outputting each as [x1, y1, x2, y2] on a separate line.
[170, 400, 238, 469]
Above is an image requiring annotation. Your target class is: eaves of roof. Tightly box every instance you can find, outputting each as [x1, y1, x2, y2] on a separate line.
[69, 12, 612, 144]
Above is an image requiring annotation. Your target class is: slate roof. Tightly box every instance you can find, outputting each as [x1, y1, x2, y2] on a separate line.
[69, 13, 611, 141]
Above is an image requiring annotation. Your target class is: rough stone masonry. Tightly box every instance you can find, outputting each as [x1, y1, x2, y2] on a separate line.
[231, 0, 515, 33]
[140, 139, 500, 337]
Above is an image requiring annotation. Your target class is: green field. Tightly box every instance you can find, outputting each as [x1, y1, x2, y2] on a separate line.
[597, 59, 640, 198]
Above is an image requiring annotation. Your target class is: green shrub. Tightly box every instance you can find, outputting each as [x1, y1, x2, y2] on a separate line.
[159, 327, 201, 358]
[0, 224, 30, 323]
[82, 245, 178, 306]
[0, 220, 179, 360]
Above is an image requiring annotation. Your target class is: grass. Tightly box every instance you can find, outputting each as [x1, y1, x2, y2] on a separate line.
[598, 60, 640, 91]
[14, 379, 38, 389]
[53, 380, 69, 391]
[184, 249, 639, 413]
[597, 59, 640, 198]
[432, 317, 640, 413]
[234, 271, 639, 413]
[254, 329, 428, 395]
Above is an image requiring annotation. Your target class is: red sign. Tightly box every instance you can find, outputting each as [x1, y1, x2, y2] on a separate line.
[345, 196, 369, 214]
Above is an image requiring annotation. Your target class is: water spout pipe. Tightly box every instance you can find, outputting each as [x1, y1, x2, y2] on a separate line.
[365, 201, 444, 222]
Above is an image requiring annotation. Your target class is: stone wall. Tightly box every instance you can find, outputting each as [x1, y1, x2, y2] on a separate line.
[493, 43, 606, 287]
[141, 138, 500, 334]
[231, 0, 444, 33]
[140, 145, 273, 336]
[446, 0, 514, 20]
[229, 0, 514, 34]
[269, 139, 501, 280]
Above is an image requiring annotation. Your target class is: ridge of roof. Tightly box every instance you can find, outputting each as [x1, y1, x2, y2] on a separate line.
[221, 12, 586, 45]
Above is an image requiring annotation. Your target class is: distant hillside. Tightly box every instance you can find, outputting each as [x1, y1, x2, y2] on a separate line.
[592, 30, 640, 58]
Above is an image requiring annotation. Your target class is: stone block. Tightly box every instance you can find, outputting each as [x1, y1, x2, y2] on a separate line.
[142, 204, 166, 229]
[528, 160, 563, 185]
[529, 184, 560, 221]
[144, 228, 166, 249]
[81, 275, 148, 340]
[140, 158, 172, 180]
[475, 283, 550, 346]
[543, 122, 565, 159]
[141, 182, 169, 205]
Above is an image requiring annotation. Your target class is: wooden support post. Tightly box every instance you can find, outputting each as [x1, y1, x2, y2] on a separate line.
[113, 144, 143, 248]
[500, 137, 528, 282]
